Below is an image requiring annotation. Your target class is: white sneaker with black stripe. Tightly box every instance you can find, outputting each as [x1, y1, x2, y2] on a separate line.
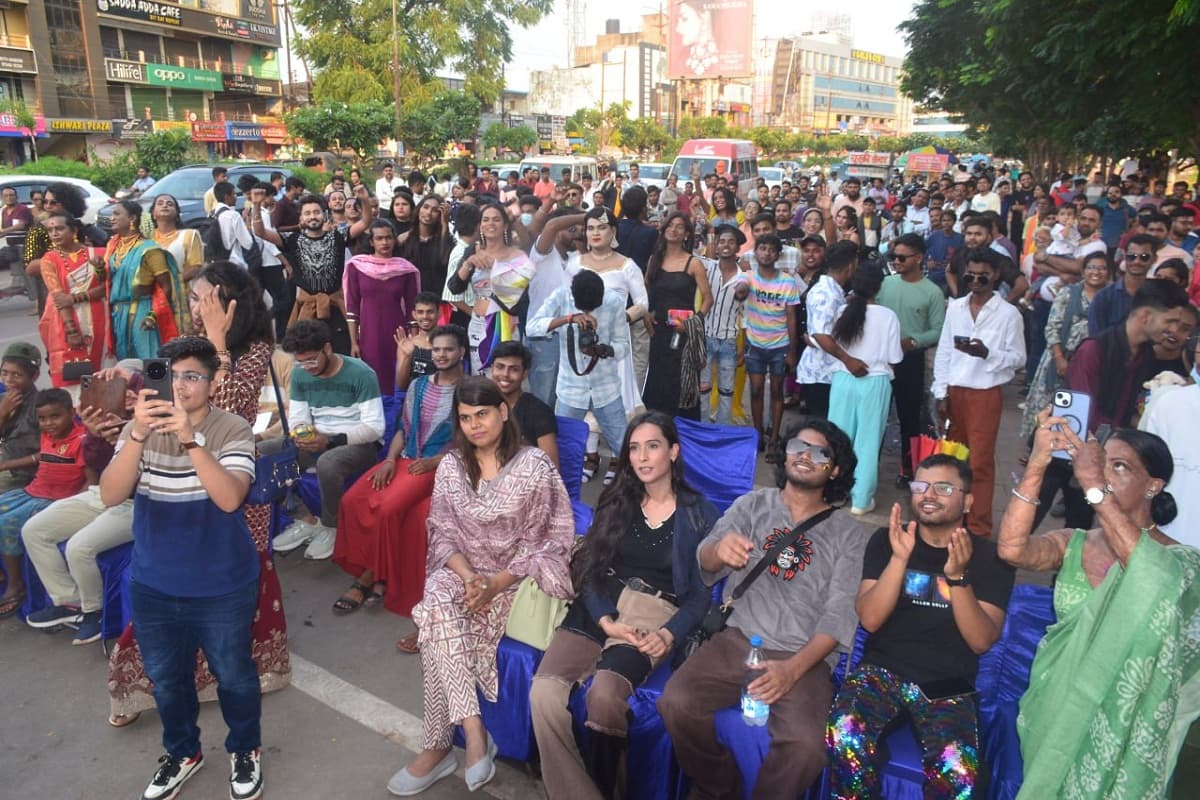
[229, 749, 263, 800]
[142, 751, 204, 800]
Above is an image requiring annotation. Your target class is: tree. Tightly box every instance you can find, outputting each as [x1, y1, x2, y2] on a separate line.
[285, 101, 394, 160]
[678, 116, 728, 139]
[134, 130, 194, 178]
[0, 99, 38, 163]
[617, 118, 671, 157]
[292, 0, 552, 108]
[398, 91, 482, 164]
[483, 123, 537, 155]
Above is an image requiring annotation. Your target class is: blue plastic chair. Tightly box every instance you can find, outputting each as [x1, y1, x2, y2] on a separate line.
[554, 414, 593, 534]
[674, 417, 759, 514]
[16, 542, 134, 640]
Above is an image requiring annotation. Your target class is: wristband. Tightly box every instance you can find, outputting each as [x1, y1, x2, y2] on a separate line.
[130, 431, 148, 444]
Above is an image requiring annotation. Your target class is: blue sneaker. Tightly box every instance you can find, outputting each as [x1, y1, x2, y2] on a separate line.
[72, 611, 102, 645]
[26, 604, 83, 630]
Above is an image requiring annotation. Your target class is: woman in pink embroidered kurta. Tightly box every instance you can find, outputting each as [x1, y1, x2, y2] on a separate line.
[387, 377, 574, 796]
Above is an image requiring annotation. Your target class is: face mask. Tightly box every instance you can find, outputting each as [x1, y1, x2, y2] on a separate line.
[520, 213, 534, 227]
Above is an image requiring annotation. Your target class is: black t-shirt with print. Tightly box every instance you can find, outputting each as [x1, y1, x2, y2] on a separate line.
[513, 392, 557, 449]
[860, 526, 1015, 686]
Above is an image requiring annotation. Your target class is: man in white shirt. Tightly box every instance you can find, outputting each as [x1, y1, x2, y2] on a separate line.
[969, 176, 1001, 215]
[374, 164, 404, 202]
[1138, 335, 1200, 547]
[244, 181, 291, 338]
[211, 182, 255, 270]
[905, 188, 932, 237]
[796, 241, 863, 418]
[525, 208, 585, 408]
[932, 246, 1026, 537]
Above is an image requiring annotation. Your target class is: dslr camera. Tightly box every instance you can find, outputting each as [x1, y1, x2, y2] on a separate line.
[575, 318, 614, 359]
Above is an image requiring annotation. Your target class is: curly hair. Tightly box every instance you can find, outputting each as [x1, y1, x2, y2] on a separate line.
[772, 419, 856, 506]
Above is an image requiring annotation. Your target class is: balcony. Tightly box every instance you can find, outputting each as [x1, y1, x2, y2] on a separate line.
[0, 34, 32, 50]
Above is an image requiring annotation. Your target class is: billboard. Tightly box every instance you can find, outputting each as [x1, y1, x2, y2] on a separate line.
[667, 0, 754, 79]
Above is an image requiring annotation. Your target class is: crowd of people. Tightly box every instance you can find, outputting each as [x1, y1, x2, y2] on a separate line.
[0, 160, 1198, 800]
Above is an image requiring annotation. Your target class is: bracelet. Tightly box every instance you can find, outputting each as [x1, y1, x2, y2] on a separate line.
[129, 431, 148, 444]
[1011, 488, 1041, 506]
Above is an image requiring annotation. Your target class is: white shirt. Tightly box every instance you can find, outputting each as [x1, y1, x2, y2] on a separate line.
[970, 192, 1001, 215]
[796, 274, 847, 385]
[829, 304, 904, 379]
[931, 293, 1026, 398]
[375, 176, 404, 200]
[1139, 382, 1200, 546]
[906, 205, 932, 237]
[248, 205, 281, 267]
[703, 257, 748, 341]
[214, 202, 253, 269]
[527, 245, 569, 327]
[950, 200, 972, 233]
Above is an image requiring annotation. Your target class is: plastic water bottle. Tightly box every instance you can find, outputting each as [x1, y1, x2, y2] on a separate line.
[741, 635, 770, 726]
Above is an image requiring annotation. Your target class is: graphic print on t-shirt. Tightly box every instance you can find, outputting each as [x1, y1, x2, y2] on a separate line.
[762, 527, 814, 581]
[903, 569, 951, 609]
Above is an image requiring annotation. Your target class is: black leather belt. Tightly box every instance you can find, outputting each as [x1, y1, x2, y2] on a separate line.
[615, 574, 677, 606]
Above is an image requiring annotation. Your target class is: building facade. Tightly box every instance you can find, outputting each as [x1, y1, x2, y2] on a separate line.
[1, 0, 285, 161]
[753, 34, 914, 136]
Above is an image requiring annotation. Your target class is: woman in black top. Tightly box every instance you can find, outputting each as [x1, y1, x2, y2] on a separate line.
[530, 411, 718, 800]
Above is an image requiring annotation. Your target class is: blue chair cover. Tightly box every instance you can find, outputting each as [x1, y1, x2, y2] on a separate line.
[976, 584, 1055, 800]
[453, 636, 544, 761]
[16, 541, 134, 640]
[673, 417, 759, 514]
[554, 415, 593, 535]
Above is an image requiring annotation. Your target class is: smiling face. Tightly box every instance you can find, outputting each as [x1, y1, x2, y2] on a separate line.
[663, 214, 688, 244]
[1082, 254, 1111, 289]
[300, 201, 325, 232]
[417, 197, 441, 227]
[627, 422, 678, 488]
[909, 464, 972, 527]
[489, 355, 526, 398]
[783, 428, 837, 489]
[37, 401, 75, 439]
[715, 230, 740, 259]
[411, 301, 438, 333]
[802, 210, 823, 235]
[430, 332, 465, 372]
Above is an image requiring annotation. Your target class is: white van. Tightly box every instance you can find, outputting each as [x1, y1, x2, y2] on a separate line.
[517, 155, 600, 184]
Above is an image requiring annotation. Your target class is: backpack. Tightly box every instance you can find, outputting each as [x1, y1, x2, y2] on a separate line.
[205, 206, 264, 272]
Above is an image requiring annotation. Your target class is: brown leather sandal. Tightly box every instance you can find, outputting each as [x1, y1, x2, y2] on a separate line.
[395, 630, 420, 654]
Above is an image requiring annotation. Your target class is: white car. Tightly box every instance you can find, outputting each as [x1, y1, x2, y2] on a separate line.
[758, 167, 786, 192]
[0, 175, 114, 224]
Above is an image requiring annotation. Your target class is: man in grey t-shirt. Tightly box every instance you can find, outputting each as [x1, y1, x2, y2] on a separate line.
[658, 420, 866, 800]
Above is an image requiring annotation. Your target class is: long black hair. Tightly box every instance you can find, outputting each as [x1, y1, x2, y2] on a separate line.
[646, 211, 692, 288]
[570, 412, 693, 591]
[833, 262, 885, 346]
[193, 260, 273, 357]
[1108, 428, 1178, 526]
[451, 376, 524, 490]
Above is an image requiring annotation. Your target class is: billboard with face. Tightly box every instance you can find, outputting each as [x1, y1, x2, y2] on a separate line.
[667, 0, 754, 79]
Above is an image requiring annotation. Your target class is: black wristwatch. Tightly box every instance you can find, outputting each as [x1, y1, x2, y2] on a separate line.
[945, 572, 970, 587]
[326, 433, 348, 449]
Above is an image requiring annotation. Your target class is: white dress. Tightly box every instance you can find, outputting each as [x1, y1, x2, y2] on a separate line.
[565, 252, 648, 416]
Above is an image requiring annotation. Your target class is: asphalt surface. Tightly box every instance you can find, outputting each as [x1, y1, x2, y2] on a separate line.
[0, 288, 1052, 799]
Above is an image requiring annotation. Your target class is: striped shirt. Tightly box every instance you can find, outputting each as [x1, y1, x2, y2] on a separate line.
[745, 265, 801, 350]
[26, 423, 87, 500]
[287, 356, 386, 445]
[120, 407, 259, 597]
[703, 257, 748, 341]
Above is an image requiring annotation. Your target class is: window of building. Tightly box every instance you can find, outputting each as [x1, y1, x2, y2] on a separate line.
[45, 0, 96, 117]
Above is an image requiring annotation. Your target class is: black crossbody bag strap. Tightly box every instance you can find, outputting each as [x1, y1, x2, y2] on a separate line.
[726, 507, 835, 606]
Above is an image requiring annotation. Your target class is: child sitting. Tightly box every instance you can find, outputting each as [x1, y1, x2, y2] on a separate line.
[0, 389, 93, 618]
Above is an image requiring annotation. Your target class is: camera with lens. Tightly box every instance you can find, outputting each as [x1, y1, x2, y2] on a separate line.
[575, 324, 614, 359]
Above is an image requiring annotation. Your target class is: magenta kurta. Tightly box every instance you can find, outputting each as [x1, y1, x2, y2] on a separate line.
[343, 254, 420, 394]
[412, 446, 575, 750]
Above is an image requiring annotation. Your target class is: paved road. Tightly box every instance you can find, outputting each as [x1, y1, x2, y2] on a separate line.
[0, 292, 1053, 799]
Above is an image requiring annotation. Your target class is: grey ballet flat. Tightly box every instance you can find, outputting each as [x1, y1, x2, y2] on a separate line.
[386, 751, 457, 796]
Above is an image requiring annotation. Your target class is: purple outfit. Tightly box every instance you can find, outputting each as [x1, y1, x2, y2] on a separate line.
[343, 254, 420, 394]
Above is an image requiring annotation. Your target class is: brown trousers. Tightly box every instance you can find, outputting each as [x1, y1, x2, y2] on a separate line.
[656, 627, 833, 800]
[946, 385, 1003, 537]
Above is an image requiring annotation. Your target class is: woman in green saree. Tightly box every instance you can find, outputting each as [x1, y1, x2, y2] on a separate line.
[998, 411, 1200, 799]
[96, 200, 188, 361]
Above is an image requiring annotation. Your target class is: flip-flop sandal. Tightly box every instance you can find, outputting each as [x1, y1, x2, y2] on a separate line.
[395, 631, 420, 654]
[582, 453, 600, 483]
[332, 582, 371, 615]
[0, 593, 25, 619]
[108, 712, 141, 728]
[364, 581, 387, 608]
[603, 468, 616, 486]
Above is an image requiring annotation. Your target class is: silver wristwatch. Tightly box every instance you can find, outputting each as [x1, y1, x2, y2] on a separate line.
[1084, 486, 1110, 506]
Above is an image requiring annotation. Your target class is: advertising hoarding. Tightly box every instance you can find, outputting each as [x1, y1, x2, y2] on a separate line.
[667, 0, 754, 79]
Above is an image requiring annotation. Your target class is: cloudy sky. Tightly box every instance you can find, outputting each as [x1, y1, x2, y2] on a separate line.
[504, 0, 918, 90]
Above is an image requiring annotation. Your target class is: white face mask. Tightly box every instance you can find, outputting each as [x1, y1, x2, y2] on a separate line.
[520, 213, 534, 227]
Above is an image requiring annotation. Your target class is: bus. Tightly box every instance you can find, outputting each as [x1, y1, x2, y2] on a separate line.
[668, 139, 759, 198]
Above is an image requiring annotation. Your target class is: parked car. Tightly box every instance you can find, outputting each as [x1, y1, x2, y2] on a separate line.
[630, 162, 671, 191]
[0, 175, 113, 224]
[758, 167, 786, 192]
[773, 160, 803, 180]
[95, 163, 293, 233]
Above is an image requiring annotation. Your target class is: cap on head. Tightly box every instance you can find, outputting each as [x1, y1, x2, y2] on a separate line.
[3, 341, 41, 370]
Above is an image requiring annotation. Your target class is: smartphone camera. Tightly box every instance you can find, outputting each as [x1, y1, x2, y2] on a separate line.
[143, 358, 174, 407]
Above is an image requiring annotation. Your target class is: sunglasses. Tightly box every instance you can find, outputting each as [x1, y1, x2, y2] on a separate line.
[785, 440, 832, 464]
[1124, 251, 1154, 262]
[890, 252, 917, 262]
[963, 272, 991, 284]
[909, 480, 963, 497]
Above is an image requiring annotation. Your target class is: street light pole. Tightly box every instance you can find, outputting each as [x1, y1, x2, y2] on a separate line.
[392, 0, 402, 153]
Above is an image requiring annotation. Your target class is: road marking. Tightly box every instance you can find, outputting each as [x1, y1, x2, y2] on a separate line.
[288, 653, 541, 799]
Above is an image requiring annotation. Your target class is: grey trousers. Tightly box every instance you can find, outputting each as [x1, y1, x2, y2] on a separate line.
[21, 487, 134, 612]
[259, 437, 379, 528]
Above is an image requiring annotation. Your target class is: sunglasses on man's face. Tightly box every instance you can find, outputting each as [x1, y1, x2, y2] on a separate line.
[963, 272, 991, 284]
[1124, 251, 1154, 262]
[785, 440, 832, 464]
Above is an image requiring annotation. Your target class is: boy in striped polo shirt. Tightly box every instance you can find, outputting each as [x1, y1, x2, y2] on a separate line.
[99, 337, 264, 800]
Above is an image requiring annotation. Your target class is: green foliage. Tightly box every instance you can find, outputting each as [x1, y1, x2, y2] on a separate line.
[91, 152, 138, 195]
[291, 0, 552, 107]
[482, 123, 538, 155]
[133, 130, 195, 178]
[900, 0, 1197, 176]
[616, 118, 671, 156]
[0, 156, 96, 181]
[0, 99, 39, 161]
[678, 116, 729, 139]
[398, 92, 482, 164]
[288, 166, 332, 194]
[285, 101, 395, 160]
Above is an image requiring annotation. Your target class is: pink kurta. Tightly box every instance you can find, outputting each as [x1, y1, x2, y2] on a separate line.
[412, 446, 574, 749]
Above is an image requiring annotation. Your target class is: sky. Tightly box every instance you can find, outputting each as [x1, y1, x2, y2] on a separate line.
[503, 0, 919, 91]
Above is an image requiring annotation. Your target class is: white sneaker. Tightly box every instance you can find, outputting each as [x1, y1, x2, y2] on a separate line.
[303, 525, 336, 560]
[849, 501, 876, 516]
[273, 520, 315, 553]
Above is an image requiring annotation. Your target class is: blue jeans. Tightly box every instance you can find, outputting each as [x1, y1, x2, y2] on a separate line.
[704, 336, 738, 425]
[744, 344, 789, 376]
[527, 336, 559, 410]
[556, 397, 628, 456]
[131, 579, 261, 758]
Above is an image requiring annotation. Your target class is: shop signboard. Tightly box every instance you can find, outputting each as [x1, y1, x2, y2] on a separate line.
[191, 120, 228, 142]
[96, 0, 281, 46]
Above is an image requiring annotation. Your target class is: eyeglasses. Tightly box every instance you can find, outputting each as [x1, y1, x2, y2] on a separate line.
[909, 480, 963, 497]
[890, 252, 917, 262]
[171, 370, 211, 385]
[963, 272, 991, 284]
[1124, 251, 1154, 262]
[294, 356, 322, 368]
[785, 440, 832, 464]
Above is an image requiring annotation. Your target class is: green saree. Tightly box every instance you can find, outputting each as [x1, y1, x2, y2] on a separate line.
[1017, 530, 1200, 799]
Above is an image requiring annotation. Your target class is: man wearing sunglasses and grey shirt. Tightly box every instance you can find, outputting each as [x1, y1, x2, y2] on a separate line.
[658, 420, 866, 800]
